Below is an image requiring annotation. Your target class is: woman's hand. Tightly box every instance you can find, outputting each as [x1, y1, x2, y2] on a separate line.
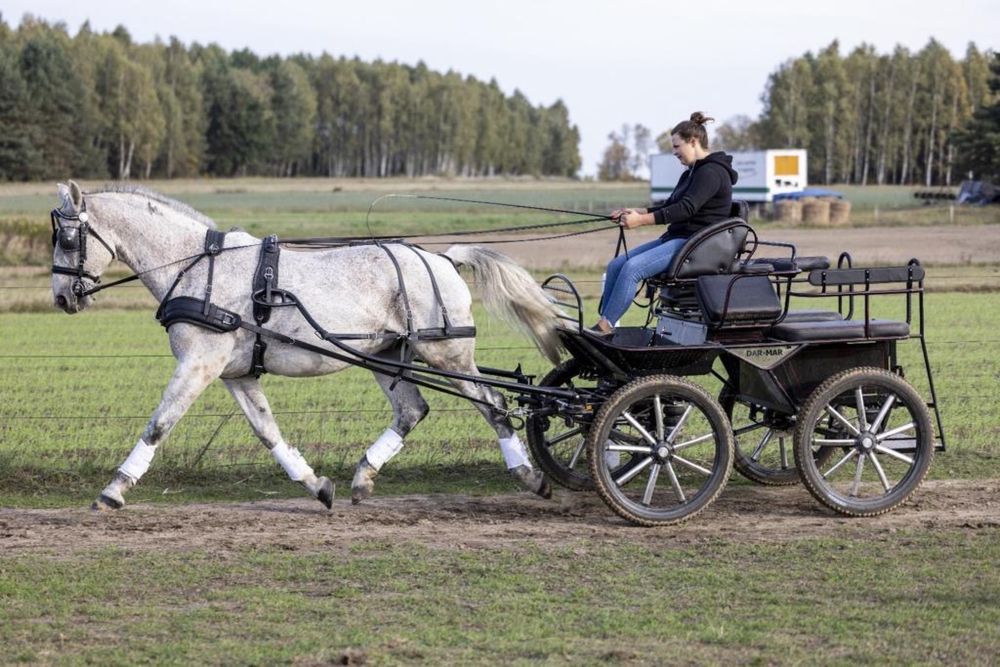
[610, 207, 647, 222]
[620, 209, 651, 229]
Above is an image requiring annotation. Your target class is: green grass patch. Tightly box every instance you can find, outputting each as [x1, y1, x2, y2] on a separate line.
[1, 530, 998, 664]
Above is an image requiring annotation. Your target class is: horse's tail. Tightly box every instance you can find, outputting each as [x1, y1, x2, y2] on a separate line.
[442, 245, 563, 365]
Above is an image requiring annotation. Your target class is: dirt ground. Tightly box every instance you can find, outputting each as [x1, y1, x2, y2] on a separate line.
[439, 224, 1000, 270]
[2, 479, 997, 557]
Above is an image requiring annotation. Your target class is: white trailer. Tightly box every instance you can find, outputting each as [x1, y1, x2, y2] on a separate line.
[650, 149, 808, 203]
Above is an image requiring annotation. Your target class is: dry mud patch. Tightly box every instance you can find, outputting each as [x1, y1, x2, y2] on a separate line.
[2, 479, 998, 558]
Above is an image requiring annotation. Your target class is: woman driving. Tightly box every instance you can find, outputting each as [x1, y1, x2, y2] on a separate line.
[593, 112, 738, 334]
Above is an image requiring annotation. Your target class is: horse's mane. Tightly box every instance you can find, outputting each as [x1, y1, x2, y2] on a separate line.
[88, 184, 217, 229]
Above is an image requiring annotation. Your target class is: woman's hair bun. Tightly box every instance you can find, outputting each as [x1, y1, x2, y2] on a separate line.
[690, 112, 715, 126]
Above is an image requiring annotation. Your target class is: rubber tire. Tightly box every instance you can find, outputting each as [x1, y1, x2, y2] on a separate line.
[525, 359, 595, 491]
[587, 375, 733, 527]
[793, 367, 933, 517]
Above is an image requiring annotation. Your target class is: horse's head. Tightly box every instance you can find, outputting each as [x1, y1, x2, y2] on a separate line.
[51, 180, 117, 313]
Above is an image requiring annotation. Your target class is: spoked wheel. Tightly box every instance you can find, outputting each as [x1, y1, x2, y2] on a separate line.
[587, 375, 733, 526]
[525, 360, 598, 491]
[721, 389, 834, 486]
[793, 367, 934, 517]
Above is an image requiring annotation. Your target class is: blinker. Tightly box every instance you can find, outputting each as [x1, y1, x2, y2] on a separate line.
[58, 226, 81, 251]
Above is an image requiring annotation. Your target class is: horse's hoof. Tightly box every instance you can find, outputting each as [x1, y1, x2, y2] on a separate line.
[537, 476, 552, 500]
[351, 457, 377, 505]
[510, 465, 551, 499]
[316, 477, 335, 509]
[91, 493, 123, 511]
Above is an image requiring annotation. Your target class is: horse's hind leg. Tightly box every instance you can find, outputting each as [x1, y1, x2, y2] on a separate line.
[351, 367, 430, 504]
[224, 376, 334, 509]
[422, 340, 551, 499]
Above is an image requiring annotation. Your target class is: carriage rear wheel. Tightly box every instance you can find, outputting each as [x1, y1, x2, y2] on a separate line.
[793, 367, 934, 517]
[587, 375, 733, 526]
[525, 360, 597, 491]
[721, 389, 834, 486]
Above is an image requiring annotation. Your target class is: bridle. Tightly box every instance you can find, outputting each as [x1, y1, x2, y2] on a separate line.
[50, 198, 117, 298]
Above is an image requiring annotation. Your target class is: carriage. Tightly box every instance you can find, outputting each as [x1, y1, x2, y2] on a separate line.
[520, 202, 944, 525]
[49, 183, 944, 527]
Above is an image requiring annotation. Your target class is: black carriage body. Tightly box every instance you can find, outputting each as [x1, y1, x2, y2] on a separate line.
[723, 339, 895, 415]
[557, 327, 719, 380]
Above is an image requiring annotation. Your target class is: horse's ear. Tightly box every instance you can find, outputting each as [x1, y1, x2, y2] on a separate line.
[68, 180, 84, 212]
[56, 182, 74, 213]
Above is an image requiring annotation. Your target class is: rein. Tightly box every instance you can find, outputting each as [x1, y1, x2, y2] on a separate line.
[51, 193, 627, 300]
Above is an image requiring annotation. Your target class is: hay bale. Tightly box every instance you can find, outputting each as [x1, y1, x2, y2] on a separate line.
[829, 199, 852, 226]
[774, 199, 802, 223]
[802, 199, 831, 225]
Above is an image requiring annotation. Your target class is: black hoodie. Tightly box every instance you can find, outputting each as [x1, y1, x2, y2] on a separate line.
[648, 151, 739, 239]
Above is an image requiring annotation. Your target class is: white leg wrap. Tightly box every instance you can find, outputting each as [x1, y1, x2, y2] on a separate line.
[271, 441, 315, 482]
[605, 448, 621, 468]
[365, 429, 404, 471]
[119, 439, 157, 481]
[499, 433, 531, 469]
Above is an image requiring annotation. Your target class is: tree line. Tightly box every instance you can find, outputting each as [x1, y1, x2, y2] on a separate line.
[0, 15, 582, 181]
[598, 40, 998, 186]
[714, 40, 996, 186]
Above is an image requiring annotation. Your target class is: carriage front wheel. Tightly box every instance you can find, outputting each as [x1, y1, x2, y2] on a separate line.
[525, 359, 596, 491]
[587, 375, 733, 526]
[793, 367, 934, 517]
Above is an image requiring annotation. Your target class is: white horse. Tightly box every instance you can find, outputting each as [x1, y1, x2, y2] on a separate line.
[50, 181, 563, 511]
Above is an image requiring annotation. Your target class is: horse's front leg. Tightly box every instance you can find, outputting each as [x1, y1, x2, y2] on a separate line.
[223, 376, 334, 509]
[93, 343, 231, 511]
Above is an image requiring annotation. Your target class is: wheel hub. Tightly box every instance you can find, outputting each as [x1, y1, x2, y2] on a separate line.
[858, 433, 876, 451]
[655, 444, 672, 462]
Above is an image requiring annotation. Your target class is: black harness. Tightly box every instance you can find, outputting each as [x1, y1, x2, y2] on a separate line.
[155, 230, 475, 377]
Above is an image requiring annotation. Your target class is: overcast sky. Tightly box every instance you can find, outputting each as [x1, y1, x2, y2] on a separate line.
[3, 0, 997, 177]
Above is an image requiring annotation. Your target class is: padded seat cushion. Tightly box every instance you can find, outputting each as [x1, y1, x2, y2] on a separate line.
[696, 275, 782, 325]
[771, 318, 909, 342]
[781, 309, 843, 323]
[794, 256, 831, 271]
[744, 256, 830, 273]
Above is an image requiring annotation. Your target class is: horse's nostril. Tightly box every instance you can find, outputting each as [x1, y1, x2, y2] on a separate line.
[56, 295, 68, 309]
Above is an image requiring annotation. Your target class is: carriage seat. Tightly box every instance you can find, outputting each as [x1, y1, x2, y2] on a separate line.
[695, 274, 782, 327]
[693, 275, 845, 328]
[771, 318, 909, 342]
[650, 201, 753, 316]
[658, 201, 752, 281]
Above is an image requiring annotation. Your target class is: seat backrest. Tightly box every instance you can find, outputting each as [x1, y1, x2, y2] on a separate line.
[660, 219, 751, 280]
[655, 200, 752, 281]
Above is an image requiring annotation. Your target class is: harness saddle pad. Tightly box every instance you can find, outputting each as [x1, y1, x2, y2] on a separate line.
[157, 296, 241, 333]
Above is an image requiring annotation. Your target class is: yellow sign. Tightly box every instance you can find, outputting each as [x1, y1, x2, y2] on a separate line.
[774, 155, 799, 176]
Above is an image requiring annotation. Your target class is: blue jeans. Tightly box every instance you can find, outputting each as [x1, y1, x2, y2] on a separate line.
[599, 237, 687, 324]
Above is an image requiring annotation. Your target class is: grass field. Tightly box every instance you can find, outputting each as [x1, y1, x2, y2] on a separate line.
[2, 179, 999, 664]
[3, 528, 997, 665]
